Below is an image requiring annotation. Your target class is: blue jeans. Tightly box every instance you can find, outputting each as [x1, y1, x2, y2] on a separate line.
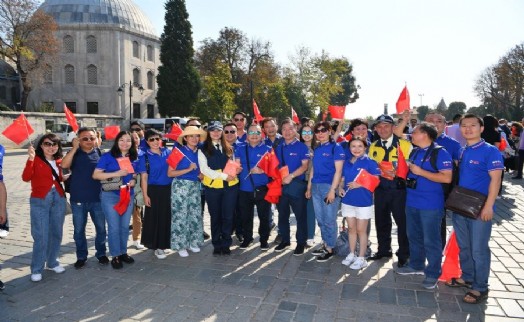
[452, 213, 492, 292]
[71, 201, 107, 260]
[306, 198, 316, 239]
[311, 183, 340, 248]
[30, 188, 66, 274]
[100, 191, 133, 257]
[406, 206, 443, 279]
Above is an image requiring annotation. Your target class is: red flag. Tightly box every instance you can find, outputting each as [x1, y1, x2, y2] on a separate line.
[354, 169, 380, 192]
[104, 125, 120, 141]
[328, 105, 346, 119]
[167, 146, 185, 169]
[395, 85, 410, 114]
[396, 144, 409, 180]
[164, 123, 183, 141]
[265, 178, 282, 204]
[253, 99, 264, 123]
[64, 104, 79, 133]
[257, 150, 280, 179]
[113, 186, 131, 215]
[2, 113, 34, 145]
[291, 107, 300, 124]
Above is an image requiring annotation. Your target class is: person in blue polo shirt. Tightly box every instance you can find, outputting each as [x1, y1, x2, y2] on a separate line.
[395, 122, 453, 290]
[306, 121, 345, 262]
[235, 124, 272, 250]
[233, 111, 248, 144]
[274, 119, 310, 255]
[446, 114, 503, 304]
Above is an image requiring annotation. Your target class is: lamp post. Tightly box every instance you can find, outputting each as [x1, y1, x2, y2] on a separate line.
[117, 80, 144, 126]
[418, 93, 424, 106]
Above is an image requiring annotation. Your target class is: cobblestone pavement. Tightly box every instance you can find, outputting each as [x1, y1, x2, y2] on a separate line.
[1, 149, 524, 321]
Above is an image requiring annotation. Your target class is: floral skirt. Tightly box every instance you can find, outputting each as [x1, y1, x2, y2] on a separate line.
[170, 179, 203, 250]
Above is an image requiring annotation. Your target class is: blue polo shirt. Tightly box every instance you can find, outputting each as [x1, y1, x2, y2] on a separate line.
[436, 133, 461, 161]
[406, 145, 453, 209]
[311, 142, 346, 184]
[264, 134, 283, 148]
[69, 148, 102, 203]
[459, 140, 504, 196]
[174, 145, 200, 181]
[236, 132, 247, 144]
[137, 147, 173, 186]
[341, 155, 380, 207]
[139, 138, 148, 151]
[96, 153, 139, 195]
[275, 138, 310, 181]
[235, 142, 271, 192]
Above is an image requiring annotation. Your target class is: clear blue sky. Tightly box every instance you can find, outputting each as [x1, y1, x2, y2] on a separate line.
[135, 0, 524, 119]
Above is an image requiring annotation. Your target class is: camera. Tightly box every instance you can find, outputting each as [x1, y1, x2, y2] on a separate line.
[406, 178, 417, 189]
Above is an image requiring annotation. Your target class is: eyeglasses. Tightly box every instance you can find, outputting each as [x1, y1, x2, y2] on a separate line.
[148, 137, 162, 142]
[234, 118, 245, 122]
[80, 137, 97, 141]
[248, 131, 261, 135]
[130, 128, 142, 132]
[42, 142, 58, 147]
[314, 128, 328, 134]
[301, 130, 313, 135]
[224, 130, 236, 134]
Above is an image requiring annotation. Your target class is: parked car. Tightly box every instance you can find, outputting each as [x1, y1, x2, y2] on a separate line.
[50, 123, 76, 146]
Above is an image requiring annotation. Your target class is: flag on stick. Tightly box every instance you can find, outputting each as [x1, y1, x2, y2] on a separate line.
[104, 125, 120, 141]
[2, 112, 34, 145]
[253, 99, 264, 123]
[291, 107, 300, 124]
[166, 146, 186, 169]
[395, 85, 410, 114]
[328, 105, 346, 119]
[354, 169, 380, 192]
[164, 123, 183, 141]
[396, 144, 409, 180]
[64, 104, 79, 133]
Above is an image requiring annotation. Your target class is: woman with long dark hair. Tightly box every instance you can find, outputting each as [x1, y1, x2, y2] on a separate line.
[22, 134, 67, 282]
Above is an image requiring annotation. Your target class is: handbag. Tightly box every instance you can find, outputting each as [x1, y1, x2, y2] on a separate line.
[101, 176, 123, 191]
[445, 186, 487, 219]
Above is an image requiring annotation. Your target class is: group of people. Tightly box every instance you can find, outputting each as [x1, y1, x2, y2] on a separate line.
[7, 109, 518, 306]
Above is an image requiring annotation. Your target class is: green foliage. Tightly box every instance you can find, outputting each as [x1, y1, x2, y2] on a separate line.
[157, 0, 201, 117]
[0, 103, 12, 111]
[37, 102, 55, 112]
[445, 102, 467, 120]
[416, 105, 431, 120]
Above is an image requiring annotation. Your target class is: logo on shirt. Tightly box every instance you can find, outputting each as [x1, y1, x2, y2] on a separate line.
[442, 161, 452, 167]
[469, 160, 480, 165]
[289, 153, 297, 156]
[322, 153, 331, 157]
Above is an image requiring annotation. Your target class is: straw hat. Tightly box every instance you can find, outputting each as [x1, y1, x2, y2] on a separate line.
[177, 126, 207, 145]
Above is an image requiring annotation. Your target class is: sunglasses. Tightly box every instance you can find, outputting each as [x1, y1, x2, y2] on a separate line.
[80, 137, 97, 141]
[248, 131, 261, 135]
[42, 141, 58, 147]
[314, 128, 328, 134]
[130, 128, 142, 132]
[301, 130, 313, 135]
[148, 137, 162, 142]
[234, 118, 245, 122]
[224, 130, 236, 134]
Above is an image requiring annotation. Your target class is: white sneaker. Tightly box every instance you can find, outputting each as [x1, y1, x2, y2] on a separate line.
[178, 249, 189, 257]
[0, 229, 9, 238]
[342, 253, 355, 266]
[154, 249, 167, 259]
[350, 257, 368, 270]
[48, 265, 65, 274]
[31, 273, 42, 282]
[189, 246, 200, 253]
[306, 239, 315, 247]
[133, 241, 145, 250]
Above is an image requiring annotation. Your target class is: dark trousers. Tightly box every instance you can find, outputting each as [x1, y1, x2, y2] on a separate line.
[238, 190, 270, 243]
[516, 149, 524, 178]
[205, 185, 238, 249]
[441, 215, 447, 251]
[373, 187, 409, 261]
[277, 191, 307, 246]
[232, 195, 243, 237]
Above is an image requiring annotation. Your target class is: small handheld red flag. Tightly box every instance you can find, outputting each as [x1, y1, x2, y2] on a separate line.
[64, 104, 79, 132]
[2, 113, 35, 145]
[167, 146, 185, 169]
[113, 185, 131, 215]
[354, 169, 380, 192]
[395, 85, 410, 114]
[253, 99, 264, 123]
[164, 123, 183, 141]
[257, 150, 280, 179]
[396, 144, 409, 180]
[328, 105, 346, 119]
[291, 107, 300, 124]
[104, 125, 120, 141]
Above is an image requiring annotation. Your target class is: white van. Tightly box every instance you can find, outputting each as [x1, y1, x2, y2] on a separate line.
[51, 123, 76, 146]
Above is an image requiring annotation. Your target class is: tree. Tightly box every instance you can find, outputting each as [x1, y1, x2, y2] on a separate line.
[0, 0, 59, 110]
[445, 101, 467, 120]
[416, 105, 430, 120]
[157, 0, 201, 117]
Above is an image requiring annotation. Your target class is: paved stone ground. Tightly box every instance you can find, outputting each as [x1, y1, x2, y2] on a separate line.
[1, 149, 524, 321]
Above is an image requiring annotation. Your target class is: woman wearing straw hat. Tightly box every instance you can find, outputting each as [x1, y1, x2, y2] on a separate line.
[168, 126, 207, 257]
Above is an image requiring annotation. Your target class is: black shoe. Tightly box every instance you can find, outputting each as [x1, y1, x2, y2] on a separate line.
[275, 242, 291, 252]
[512, 176, 522, 180]
[97, 256, 109, 265]
[316, 251, 334, 262]
[236, 234, 244, 243]
[260, 241, 269, 251]
[111, 257, 123, 269]
[239, 238, 253, 249]
[119, 254, 135, 264]
[311, 246, 327, 256]
[74, 259, 86, 269]
[397, 258, 409, 268]
[0, 280, 5, 291]
[129, 225, 133, 230]
[273, 234, 282, 244]
[203, 231, 210, 240]
[222, 247, 231, 255]
[367, 252, 393, 260]
[213, 248, 221, 256]
[293, 245, 305, 256]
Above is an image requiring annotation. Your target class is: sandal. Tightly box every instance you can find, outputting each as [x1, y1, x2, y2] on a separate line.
[463, 290, 489, 304]
[445, 278, 472, 288]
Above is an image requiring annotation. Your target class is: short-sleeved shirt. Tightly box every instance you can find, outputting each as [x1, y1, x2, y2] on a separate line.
[264, 134, 283, 148]
[137, 147, 173, 186]
[459, 140, 504, 197]
[406, 145, 453, 209]
[69, 148, 102, 202]
[436, 133, 461, 161]
[139, 138, 148, 151]
[0, 144, 4, 181]
[96, 153, 139, 195]
[174, 145, 200, 181]
[341, 155, 380, 207]
[235, 142, 271, 192]
[275, 138, 310, 181]
[236, 132, 247, 144]
[311, 142, 346, 184]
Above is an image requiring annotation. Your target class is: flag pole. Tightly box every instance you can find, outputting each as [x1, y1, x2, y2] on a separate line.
[21, 111, 33, 146]
[243, 151, 269, 180]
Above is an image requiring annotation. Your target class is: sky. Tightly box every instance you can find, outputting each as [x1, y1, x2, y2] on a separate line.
[134, 0, 524, 119]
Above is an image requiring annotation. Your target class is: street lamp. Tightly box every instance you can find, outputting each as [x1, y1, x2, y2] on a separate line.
[117, 80, 144, 126]
[418, 93, 424, 106]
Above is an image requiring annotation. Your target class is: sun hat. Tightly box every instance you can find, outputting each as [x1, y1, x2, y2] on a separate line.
[177, 126, 207, 145]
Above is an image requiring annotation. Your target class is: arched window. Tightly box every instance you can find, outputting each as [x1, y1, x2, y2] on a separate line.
[44, 65, 52, 84]
[147, 71, 154, 90]
[147, 45, 153, 61]
[132, 41, 139, 58]
[63, 35, 74, 53]
[65, 65, 75, 84]
[87, 65, 97, 85]
[86, 35, 97, 53]
[133, 68, 140, 85]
